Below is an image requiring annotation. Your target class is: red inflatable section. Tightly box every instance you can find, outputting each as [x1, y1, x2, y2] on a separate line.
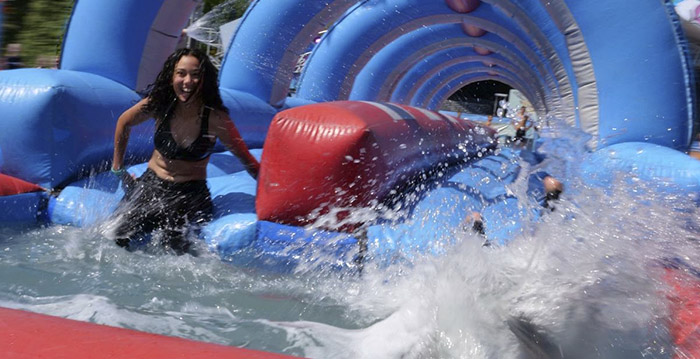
[664, 268, 700, 358]
[0, 307, 300, 359]
[0, 173, 44, 196]
[256, 101, 496, 229]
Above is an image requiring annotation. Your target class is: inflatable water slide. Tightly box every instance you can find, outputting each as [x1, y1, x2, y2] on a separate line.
[1, 0, 700, 356]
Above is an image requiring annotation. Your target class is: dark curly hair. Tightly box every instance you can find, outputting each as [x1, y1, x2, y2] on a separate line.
[141, 48, 228, 119]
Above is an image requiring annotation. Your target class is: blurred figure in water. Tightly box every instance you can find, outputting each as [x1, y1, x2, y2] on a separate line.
[512, 114, 533, 147]
[463, 211, 486, 236]
[530, 172, 564, 211]
[110, 48, 259, 255]
[461, 148, 564, 238]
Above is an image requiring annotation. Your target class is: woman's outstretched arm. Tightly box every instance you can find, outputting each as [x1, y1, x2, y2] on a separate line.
[211, 110, 260, 179]
[112, 98, 151, 171]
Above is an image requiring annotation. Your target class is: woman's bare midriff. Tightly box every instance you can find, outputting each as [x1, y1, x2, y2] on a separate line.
[147, 149, 209, 182]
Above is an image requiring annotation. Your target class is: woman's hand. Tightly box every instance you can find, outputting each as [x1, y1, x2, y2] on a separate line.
[112, 167, 137, 195]
[120, 171, 137, 194]
[245, 162, 260, 180]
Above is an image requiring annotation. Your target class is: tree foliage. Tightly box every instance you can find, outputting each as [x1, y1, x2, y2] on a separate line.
[2, 0, 250, 67]
[2, 0, 32, 46]
[202, 0, 250, 21]
[3, 0, 74, 66]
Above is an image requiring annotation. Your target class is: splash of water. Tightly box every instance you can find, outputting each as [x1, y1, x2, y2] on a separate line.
[0, 121, 697, 358]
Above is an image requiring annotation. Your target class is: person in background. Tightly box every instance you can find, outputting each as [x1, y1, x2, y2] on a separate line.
[513, 114, 533, 146]
[528, 171, 564, 211]
[36, 55, 58, 69]
[463, 211, 486, 235]
[110, 48, 260, 255]
[462, 146, 564, 237]
[689, 132, 700, 161]
[461, 174, 563, 241]
[5, 43, 24, 69]
[519, 148, 563, 210]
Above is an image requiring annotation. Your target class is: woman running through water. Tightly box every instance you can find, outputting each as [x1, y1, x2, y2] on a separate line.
[110, 48, 260, 254]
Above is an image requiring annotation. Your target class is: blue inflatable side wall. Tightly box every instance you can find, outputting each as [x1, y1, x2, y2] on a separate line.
[0, 0, 263, 190]
[0, 192, 47, 225]
[562, 0, 694, 149]
[60, 0, 165, 89]
[0, 69, 146, 188]
[581, 142, 700, 193]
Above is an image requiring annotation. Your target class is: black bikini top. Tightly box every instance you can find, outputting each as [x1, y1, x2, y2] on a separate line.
[154, 105, 216, 162]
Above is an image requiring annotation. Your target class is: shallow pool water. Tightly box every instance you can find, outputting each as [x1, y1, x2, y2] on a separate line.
[1, 128, 698, 358]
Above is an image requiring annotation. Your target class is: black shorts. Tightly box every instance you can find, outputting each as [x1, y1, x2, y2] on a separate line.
[112, 168, 213, 254]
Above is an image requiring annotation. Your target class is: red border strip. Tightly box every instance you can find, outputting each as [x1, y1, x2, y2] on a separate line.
[0, 307, 301, 359]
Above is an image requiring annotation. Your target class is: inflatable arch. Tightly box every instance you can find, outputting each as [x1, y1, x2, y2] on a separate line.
[394, 54, 543, 108]
[219, 0, 695, 149]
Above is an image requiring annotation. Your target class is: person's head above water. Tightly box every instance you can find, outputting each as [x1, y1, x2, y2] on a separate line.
[543, 175, 563, 208]
[142, 48, 227, 119]
[543, 175, 563, 193]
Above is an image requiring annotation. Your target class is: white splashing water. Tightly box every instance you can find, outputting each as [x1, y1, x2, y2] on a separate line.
[0, 122, 697, 358]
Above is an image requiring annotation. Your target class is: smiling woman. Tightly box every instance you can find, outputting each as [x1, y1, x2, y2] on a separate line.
[109, 48, 260, 255]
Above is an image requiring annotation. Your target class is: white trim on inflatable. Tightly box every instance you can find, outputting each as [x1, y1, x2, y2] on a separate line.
[402, 56, 537, 102]
[337, 14, 557, 107]
[484, 0, 577, 129]
[220, 0, 365, 105]
[667, 0, 697, 145]
[458, 14, 560, 104]
[426, 72, 542, 112]
[410, 39, 547, 111]
[379, 39, 483, 101]
[381, 45, 533, 104]
[358, 101, 406, 122]
[136, 0, 198, 93]
[385, 38, 544, 104]
[268, 0, 358, 107]
[298, 1, 548, 103]
[414, 106, 447, 122]
[408, 62, 544, 111]
[537, 0, 599, 148]
[416, 66, 541, 110]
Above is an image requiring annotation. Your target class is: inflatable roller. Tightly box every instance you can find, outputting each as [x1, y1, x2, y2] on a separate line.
[256, 101, 497, 230]
[0, 174, 47, 224]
